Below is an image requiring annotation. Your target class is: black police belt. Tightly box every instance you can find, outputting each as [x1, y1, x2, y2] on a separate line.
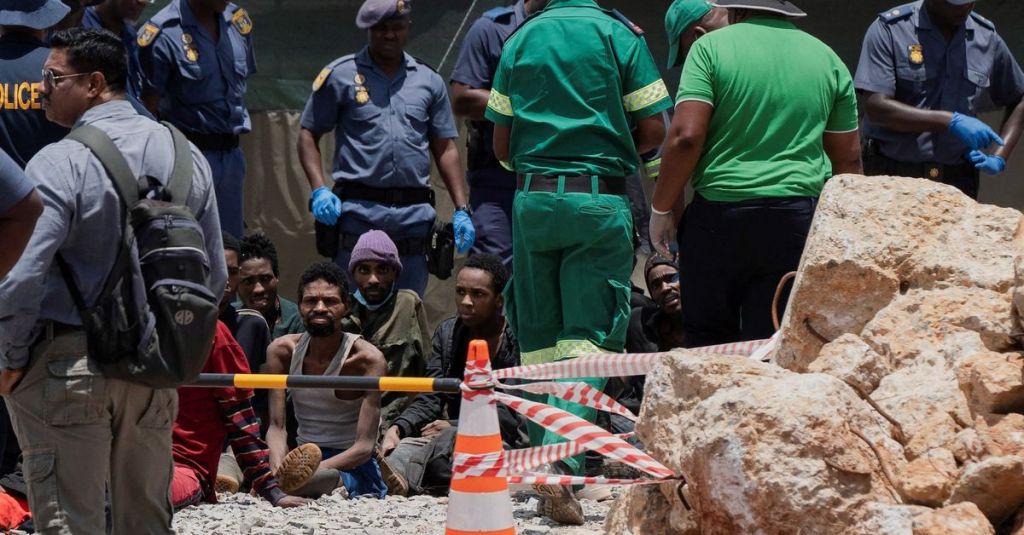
[339, 233, 428, 256]
[866, 141, 977, 181]
[183, 131, 240, 152]
[517, 174, 627, 195]
[335, 182, 435, 207]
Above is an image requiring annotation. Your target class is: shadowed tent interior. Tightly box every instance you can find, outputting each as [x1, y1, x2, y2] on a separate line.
[137, 1, 1024, 328]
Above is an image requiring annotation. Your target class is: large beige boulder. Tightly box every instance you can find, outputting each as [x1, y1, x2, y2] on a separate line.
[869, 364, 971, 458]
[911, 502, 994, 535]
[956, 352, 1024, 416]
[637, 353, 902, 534]
[859, 288, 1017, 371]
[896, 448, 958, 507]
[809, 334, 890, 394]
[604, 483, 697, 535]
[947, 455, 1024, 525]
[775, 175, 1023, 372]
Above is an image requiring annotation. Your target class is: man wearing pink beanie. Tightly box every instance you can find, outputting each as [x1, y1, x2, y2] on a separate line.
[342, 230, 431, 440]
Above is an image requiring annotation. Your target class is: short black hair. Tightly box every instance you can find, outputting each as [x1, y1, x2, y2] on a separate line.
[221, 231, 239, 253]
[298, 261, 349, 302]
[461, 254, 509, 294]
[49, 27, 127, 93]
[239, 231, 280, 277]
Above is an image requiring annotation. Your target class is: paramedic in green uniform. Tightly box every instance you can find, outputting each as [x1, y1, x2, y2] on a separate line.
[484, 0, 671, 525]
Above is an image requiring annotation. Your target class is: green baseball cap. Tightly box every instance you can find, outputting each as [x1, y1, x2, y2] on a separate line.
[665, 0, 714, 68]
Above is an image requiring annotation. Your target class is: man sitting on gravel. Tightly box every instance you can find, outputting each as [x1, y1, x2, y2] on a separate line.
[265, 261, 389, 498]
[340, 230, 431, 433]
[171, 321, 311, 510]
[380, 255, 526, 495]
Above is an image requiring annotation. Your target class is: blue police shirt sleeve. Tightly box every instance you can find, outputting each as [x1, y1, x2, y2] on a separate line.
[0, 150, 34, 214]
[854, 19, 896, 96]
[138, 33, 175, 97]
[450, 18, 496, 88]
[299, 69, 344, 134]
[427, 72, 459, 139]
[245, 33, 258, 75]
[988, 34, 1024, 107]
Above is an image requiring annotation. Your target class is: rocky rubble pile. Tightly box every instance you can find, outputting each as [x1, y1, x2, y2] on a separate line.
[607, 175, 1024, 534]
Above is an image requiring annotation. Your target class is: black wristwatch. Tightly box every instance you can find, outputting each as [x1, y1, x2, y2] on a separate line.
[455, 205, 472, 215]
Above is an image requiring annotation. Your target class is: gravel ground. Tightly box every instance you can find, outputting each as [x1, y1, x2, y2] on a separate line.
[172, 489, 613, 535]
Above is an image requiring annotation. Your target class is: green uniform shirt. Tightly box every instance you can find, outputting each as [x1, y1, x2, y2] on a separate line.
[485, 0, 672, 177]
[678, 17, 859, 201]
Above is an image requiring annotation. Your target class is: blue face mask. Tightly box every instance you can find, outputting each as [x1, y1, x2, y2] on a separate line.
[352, 287, 396, 311]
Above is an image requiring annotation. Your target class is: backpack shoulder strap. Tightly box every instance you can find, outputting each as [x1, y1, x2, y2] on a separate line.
[161, 121, 193, 204]
[64, 125, 138, 207]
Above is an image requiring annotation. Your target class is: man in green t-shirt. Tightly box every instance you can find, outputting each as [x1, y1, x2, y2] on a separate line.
[484, 0, 671, 525]
[650, 0, 863, 347]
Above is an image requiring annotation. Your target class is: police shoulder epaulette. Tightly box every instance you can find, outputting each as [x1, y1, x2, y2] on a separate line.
[878, 4, 914, 23]
[969, 11, 994, 30]
[412, 56, 440, 74]
[482, 6, 514, 21]
[312, 55, 354, 91]
[608, 8, 644, 36]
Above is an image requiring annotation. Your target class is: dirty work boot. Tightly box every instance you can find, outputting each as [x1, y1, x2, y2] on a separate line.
[375, 450, 409, 497]
[215, 452, 243, 494]
[275, 443, 322, 494]
[292, 469, 341, 499]
[533, 462, 584, 525]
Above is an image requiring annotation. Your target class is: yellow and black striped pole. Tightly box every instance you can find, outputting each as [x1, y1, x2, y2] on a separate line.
[187, 373, 462, 393]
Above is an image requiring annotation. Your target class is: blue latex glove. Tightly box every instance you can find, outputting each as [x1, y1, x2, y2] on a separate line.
[949, 112, 1004, 151]
[453, 209, 476, 254]
[967, 150, 1006, 176]
[311, 186, 342, 226]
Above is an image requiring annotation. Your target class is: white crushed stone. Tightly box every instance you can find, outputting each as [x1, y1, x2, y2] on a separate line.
[171, 489, 613, 535]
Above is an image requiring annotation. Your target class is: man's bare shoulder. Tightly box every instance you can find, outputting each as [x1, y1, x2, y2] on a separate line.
[266, 334, 303, 368]
[349, 337, 386, 377]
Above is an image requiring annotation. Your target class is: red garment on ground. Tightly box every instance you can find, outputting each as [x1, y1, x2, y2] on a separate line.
[172, 321, 253, 498]
[169, 464, 204, 509]
[0, 492, 29, 530]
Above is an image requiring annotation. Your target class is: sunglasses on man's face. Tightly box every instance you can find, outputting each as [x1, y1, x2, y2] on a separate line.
[41, 69, 90, 89]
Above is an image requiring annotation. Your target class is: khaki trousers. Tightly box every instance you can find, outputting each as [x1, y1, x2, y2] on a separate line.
[4, 330, 177, 535]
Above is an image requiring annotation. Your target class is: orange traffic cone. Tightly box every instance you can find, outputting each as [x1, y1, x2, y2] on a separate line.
[446, 340, 516, 535]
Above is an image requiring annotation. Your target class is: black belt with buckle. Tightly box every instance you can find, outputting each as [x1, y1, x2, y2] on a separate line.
[336, 183, 435, 206]
[183, 131, 240, 152]
[864, 143, 977, 181]
[339, 233, 428, 256]
[516, 174, 626, 195]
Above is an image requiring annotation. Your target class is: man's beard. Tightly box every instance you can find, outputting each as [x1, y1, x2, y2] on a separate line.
[305, 314, 337, 337]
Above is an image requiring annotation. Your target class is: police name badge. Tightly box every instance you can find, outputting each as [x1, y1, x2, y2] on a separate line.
[909, 44, 924, 65]
[355, 87, 370, 104]
[137, 23, 160, 47]
[182, 34, 199, 62]
[232, 8, 253, 35]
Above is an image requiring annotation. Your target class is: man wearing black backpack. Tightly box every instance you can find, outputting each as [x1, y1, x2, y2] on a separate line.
[0, 27, 225, 534]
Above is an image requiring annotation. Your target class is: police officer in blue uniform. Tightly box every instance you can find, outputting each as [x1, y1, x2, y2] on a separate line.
[81, 0, 148, 101]
[855, 0, 1024, 199]
[0, 0, 70, 168]
[298, 0, 474, 298]
[449, 0, 545, 267]
[136, 0, 256, 237]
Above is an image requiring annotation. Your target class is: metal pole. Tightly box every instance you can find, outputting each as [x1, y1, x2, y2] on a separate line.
[186, 373, 463, 393]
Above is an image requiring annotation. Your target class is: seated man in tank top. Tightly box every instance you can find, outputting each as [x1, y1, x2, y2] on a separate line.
[264, 261, 389, 498]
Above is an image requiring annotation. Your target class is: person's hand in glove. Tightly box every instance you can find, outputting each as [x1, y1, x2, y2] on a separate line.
[949, 112, 1004, 151]
[311, 186, 342, 226]
[453, 208, 476, 254]
[649, 206, 676, 259]
[967, 150, 1007, 176]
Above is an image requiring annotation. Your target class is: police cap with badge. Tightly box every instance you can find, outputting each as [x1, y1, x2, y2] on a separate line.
[0, 0, 70, 29]
[356, 0, 411, 30]
[712, 0, 806, 17]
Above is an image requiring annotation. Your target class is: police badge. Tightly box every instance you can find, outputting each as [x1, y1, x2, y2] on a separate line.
[355, 88, 370, 104]
[137, 23, 160, 47]
[232, 8, 253, 35]
[908, 44, 924, 65]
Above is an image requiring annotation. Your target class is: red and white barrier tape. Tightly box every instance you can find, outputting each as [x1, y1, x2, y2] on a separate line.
[508, 473, 681, 487]
[494, 392, 674, 478]
[497, 380, 637, 421]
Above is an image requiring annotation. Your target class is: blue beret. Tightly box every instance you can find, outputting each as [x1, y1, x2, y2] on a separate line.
[356, 0, 411, 30]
